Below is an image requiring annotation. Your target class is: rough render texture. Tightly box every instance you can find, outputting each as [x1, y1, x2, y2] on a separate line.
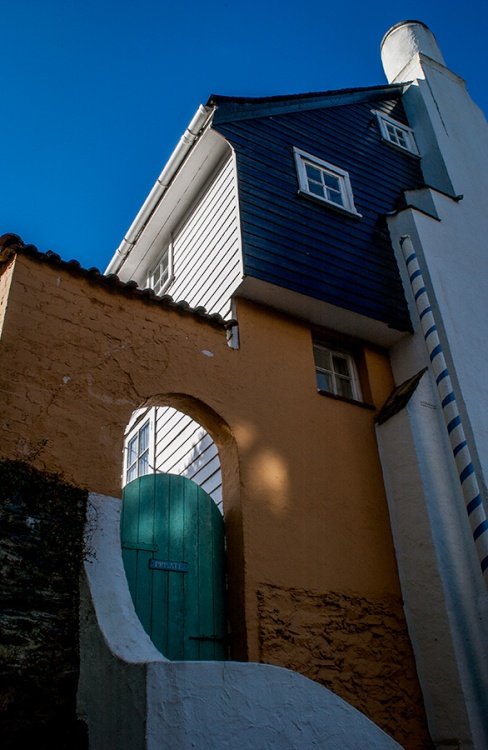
[0, 252, 431, 746]
[257, 583, 433, 750]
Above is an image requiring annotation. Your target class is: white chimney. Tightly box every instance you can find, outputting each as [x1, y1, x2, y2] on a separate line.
[380, 20, 445, 83]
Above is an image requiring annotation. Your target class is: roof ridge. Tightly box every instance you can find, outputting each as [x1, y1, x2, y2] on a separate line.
[207, 82, 405, 106]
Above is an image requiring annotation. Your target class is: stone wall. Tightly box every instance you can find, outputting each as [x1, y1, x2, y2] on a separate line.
[257, 583, 433, 750]
[0, 460, 88, 749]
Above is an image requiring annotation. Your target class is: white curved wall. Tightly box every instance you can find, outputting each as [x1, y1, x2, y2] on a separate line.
[78, 494, 403, 750]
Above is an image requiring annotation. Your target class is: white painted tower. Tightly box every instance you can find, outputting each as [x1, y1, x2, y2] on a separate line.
[375, 20, 488, 750]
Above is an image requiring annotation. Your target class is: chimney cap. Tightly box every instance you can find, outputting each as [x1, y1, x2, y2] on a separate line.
[380, 20, 431, 51]
[381, 20, 445, 83]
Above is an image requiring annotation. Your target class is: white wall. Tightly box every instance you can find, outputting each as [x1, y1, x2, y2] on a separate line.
[167, 155, 241, 321]
[154, 406, 222, 509]
[382, 20, 488, 492]
[123, 406, 223, 511]
[376, 371, 487, 748]
[79, 494, 404, 750]
[376, 21, 488, 748]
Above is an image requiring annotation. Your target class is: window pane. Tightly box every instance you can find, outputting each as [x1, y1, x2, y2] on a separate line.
[127, 464, 137, 483]
[332, 355, 350, 377]
[308, 181, 325, 197]
[316, 371, 332, 392]
[139, 422, 149, 453]
[305, 164, 322, 182]
[396, 131, 408, 148]
[326, 189, 344, 206]
[149, 248, 170, 294]
[314, 346, 331, 370]
[128, 436, 138, 465]
[138, 450, 149, 476]
[336, 376, 353, 399]
[322, 172, 340, 191]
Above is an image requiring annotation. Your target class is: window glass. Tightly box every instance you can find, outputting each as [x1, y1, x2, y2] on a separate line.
[128, 436, 138, 466]
[374, 111, 419, 156]
[147, 245, 173, 295]
[313, 343, 360, 401]
[139, 422, 149, 452]
[294, 148, 361, 216]
[126, 419, 151, 483]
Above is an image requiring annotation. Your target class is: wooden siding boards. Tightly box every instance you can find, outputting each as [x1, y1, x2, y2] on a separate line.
[212, 93, 424, 332]
[168, 156, 241, 321]
[123, 406, 223, 512]
[154, 406, 223, 511]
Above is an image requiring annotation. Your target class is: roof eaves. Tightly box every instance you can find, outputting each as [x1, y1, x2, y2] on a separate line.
[0, 234, 233, 330]
[208, 83, 407, 124]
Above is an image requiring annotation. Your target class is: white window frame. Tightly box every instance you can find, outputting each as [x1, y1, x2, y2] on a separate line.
[373, 111, 419, 156]
[124, 410, 155, 485]
[146, 242, 174, 296]
[313, 342, 362, 401]
[294, 147, 361, 217]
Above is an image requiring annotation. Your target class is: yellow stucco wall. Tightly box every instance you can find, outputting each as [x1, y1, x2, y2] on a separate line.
[0, 252, 431, 748]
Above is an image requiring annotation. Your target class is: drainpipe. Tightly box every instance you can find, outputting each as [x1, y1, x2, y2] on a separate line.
[400, 235, 488, 584]
[105, 104, 214, 276]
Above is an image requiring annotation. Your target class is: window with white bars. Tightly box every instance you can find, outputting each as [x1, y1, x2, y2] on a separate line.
[313, 343, 361, 401]
[294, 148, 361, 216]
[373, 111, 419, 156]
[125, 419, 151, 484]
[146, 243, 173, 295]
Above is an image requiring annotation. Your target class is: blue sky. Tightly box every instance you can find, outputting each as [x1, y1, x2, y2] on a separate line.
[2, 1, 487, 271]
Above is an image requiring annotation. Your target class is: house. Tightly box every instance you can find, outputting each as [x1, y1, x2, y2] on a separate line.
[105, 18, 488, 748]
[107, 73, 423, 507]
[1, 19, 488, 750]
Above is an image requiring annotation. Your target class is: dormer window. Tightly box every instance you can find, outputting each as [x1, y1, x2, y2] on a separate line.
[373, 111, 419, 156]
[146, 243, 174, 295]
[294, 148, 361, 217]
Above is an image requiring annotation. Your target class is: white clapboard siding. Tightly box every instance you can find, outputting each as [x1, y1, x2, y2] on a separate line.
[167, 156, 242, 320]
[153, 406, 223, 511]
[122, 405, 223, 511]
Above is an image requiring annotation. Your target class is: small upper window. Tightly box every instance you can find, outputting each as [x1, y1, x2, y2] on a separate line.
[294, 148, 361, 217]
[125, 419, 151, 484]
[313, 342, 361, 401]
[146, 243, 174, 295]
[373, 111, 419, 156]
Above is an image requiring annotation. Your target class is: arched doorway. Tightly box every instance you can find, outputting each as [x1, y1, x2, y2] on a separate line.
[120, 402, 228, 660]
[122, 404, 223, 510]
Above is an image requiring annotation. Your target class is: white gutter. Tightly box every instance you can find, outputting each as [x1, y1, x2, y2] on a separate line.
[105, 104, 214, 276]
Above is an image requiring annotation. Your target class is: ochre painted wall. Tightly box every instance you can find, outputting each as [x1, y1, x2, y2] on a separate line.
[0, 253, 431, 748]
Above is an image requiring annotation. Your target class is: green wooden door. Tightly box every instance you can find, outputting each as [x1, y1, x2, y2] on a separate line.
[121, 473, 226, 660]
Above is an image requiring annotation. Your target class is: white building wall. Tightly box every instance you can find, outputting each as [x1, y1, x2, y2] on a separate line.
[382, 21, 488, 489]
[167, 155, 241, 321]
[154, 406, 222, 510]
[376, 21, 488, 748]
